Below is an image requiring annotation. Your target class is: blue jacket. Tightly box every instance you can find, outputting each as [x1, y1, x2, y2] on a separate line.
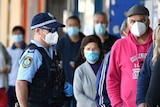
[56, 32, 85, 84]
[96, 52, 111, 107]
[145, 57, 160, 106]
[136, 43, 154, 106]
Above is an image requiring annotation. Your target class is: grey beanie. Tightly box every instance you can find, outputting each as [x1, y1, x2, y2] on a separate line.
[127, 5, 149, 17]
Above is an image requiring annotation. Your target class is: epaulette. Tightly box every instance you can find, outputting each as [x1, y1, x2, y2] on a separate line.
[27, 48, 35, 53]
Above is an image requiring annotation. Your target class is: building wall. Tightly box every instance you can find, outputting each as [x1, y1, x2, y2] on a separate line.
[0, 0, 45, 46]
[46, 0, 67, 37]
[9, 0, 22, 45]
[27, 0, 39, 43]
[0, 0, 9, 46]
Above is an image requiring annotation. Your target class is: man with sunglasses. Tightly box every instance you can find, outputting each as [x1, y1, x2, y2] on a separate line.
[15, 12, 72, 107]
[106, 5, 152, 107]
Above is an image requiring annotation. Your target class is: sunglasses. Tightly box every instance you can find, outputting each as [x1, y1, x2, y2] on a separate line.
[40, 27, 57, 33]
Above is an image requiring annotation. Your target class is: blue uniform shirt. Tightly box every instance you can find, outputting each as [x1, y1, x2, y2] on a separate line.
[17, 40, 54, 83]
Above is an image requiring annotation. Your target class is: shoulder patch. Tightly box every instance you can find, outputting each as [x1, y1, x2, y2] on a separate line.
[22, 56, 32, 68]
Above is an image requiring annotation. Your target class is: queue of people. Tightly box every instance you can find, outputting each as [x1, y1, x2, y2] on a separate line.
[0, 4, 160, 107]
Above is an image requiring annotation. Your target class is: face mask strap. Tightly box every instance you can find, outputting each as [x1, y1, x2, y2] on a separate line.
[39, 29, 47, 43]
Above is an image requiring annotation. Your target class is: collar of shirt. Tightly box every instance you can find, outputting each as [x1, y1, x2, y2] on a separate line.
[11, 42, 27, 49]
[31, 40, 54, 59]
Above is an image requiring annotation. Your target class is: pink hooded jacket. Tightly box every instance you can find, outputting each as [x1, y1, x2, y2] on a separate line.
[106, 28, 152, 107]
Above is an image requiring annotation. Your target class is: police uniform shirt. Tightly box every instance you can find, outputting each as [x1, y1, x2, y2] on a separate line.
[17, 40, 54, 83]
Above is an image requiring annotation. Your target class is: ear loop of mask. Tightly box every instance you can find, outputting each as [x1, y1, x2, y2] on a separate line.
[39, 28, 47, 42]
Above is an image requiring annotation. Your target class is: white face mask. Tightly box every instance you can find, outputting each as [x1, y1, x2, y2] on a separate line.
[41, 30, 59, 45]
[130, 22, 147, 37]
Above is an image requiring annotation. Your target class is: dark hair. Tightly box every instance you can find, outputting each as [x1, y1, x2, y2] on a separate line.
[94, 12, 108, 24]
[80, 35, 104, 61]
[67, 16, 80, 25]
[12, 26, 25, 35]
[95, 12, 107, 17]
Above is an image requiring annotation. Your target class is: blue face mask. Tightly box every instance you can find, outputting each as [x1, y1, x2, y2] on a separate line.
[94, 23, 106, 36]
[13, 34, 23, 43]
[84, 50, 99, 63]
[67, 27, 79, 36]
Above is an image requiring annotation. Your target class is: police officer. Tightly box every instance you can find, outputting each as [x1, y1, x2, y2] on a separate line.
[16, 12, 72, 107]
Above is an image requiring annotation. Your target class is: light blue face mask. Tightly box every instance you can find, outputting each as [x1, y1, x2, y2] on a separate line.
[84, 50, 99, 63]
[13, 34, 23, 43]
[94, 23, 106, 36]
[67, 27, 79, 36]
